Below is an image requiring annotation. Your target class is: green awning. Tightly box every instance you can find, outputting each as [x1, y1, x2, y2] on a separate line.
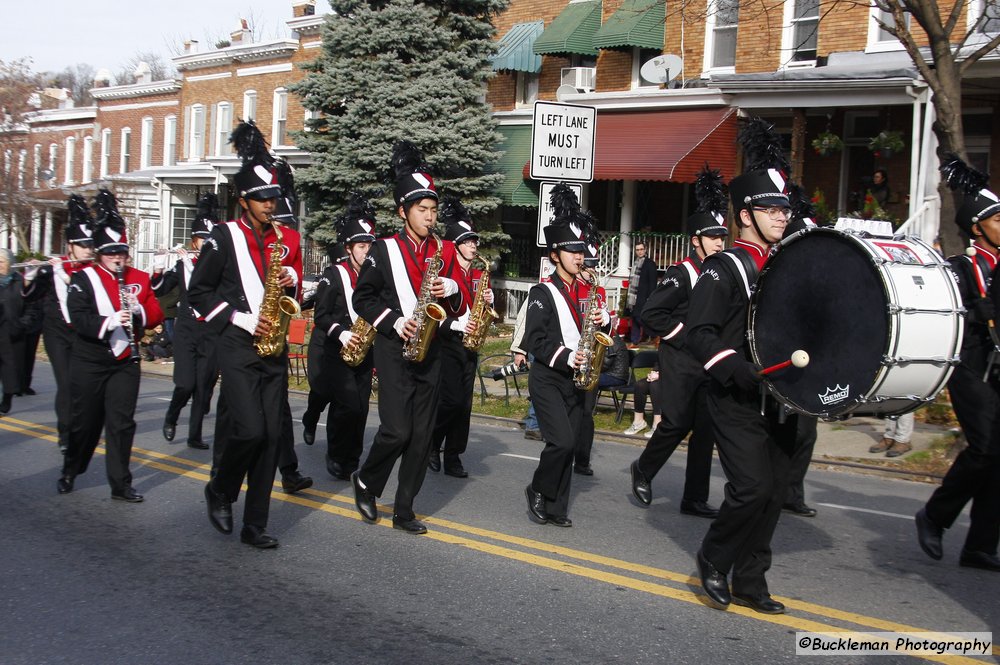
[493, 125, 538, 208]
[593, 0, 665, 50]
[493, 21, 544, 73]
[533, 1, 602, 57]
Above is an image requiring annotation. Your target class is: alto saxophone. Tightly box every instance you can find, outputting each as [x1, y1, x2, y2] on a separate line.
[573, 267, 614, 391]
[340, 316, 376, 367]
[402, 232, 446, 363]
[254, 217, 302, 357]
[462, 253, 499, 352]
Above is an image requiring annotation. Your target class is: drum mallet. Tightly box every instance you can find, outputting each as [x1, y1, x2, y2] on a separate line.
[759, 350, 810, 376]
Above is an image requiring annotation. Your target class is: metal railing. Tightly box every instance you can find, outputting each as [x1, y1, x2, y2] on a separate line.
[895, 197, 940, 242]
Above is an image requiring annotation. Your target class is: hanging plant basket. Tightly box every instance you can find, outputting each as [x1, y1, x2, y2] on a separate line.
[810, 131, 844, 157]
[868, 130, 905, 157]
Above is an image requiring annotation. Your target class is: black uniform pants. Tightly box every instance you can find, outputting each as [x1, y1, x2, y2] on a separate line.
[785, 415, 818, 506]
[325, 351, 373, 471]
[925, 365, 1000, 554]
[530, 363, 585, 518]
[358, 336, 441, 521]
[63, 355, 139, 493]
[209, 327, 285, 529]
[431, 336, 476, 465]
[42, 320, 74, 448]
[303, 339, 333, 443]
[701, 385, 798, 598]
[21, 330, 40, 389]
[636, 344, 715, 503]
[164, 316, 217, 443]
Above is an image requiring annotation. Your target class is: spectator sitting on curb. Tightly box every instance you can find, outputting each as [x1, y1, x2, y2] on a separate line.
[624, 364, 661, 437]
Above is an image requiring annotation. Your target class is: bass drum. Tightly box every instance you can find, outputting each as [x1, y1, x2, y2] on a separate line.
[749, 227, 963, 419]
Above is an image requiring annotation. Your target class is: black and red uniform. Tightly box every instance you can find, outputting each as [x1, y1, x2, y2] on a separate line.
[62, 264, 163, 493]
[188, 217, 302, 531]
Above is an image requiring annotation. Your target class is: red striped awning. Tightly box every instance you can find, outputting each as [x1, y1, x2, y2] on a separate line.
[524, 107, 737, 183]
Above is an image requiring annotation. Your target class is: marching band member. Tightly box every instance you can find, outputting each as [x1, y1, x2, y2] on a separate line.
[429, 197, 491, 479]
[58, 189, 163, 501]
[350, 140, 460, 535]
[22, 195, 95, 451]
[312, 194, 376, 481]
[523, 185, 610, 527]
[152, 193, 219, 451]
[915, 157, 1000, 572]
[629, 166, 728, 518]
[685, 118, 803, 614]
[189, 120, 302, 548]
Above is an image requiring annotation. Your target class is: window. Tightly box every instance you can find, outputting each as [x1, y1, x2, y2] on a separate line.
[120, 128, 131, 173]
[633, 47, 663, 88]
[17, 149, 26, 190]
[972, 0, 1000, 33]
[32, 144, 41, 187]
[272, 88, 288, 146]
[215, 102, 233, 156]
[48, 143, 58, 180]
[189, 104, 206, 159]
[243, 90, 257, 121]
[515, 72, 539, 107]
[172, 206, 197, 247]
[140, 117, 154, 169]
[82, 136, 93, 183]
[784, 0, 819, 63]
[867, 2, 910, 51]
[100, 128, 112, 177]
[705, 0, 739, 71]
[64, 137, 76, 184]
[303, 107, 321, 132]
[164, 115, 177, 166]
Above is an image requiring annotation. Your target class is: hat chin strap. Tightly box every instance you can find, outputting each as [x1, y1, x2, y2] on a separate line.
[975, 223, 1000, 252]
[745, 204, 767, 244]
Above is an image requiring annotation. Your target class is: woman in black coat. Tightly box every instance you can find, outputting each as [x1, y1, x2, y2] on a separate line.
[0, 249, 27, 413]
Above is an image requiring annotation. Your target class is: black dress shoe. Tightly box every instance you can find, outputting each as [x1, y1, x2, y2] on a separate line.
[732, 592, 785, 614]
[326, 457, 352, 481]
[681, 500, 720, 519]
[958, 549, 1000, 571]
[915, 508, 943, 560]
[549, 515, 573, 527]
[23, 387, 36, 396]
[524, 429, 542, 441]
[630, 461, 652, 506]
[0, 394, 12, 414]
[187, 438, 209, 450]
[351, 471, 379, 522]
[57, 475, 74, 494]
[697, 549, 731, 609]
[281, 471, 313, 494]
[427, 450, 441, 473]
[240, 525, 279, 548]
[301, 419, 316, 446]
[392, 516, 428, 534]
[783, 501, 817, 517]
[443, 463, 468, 478]
[525, 485, 548, 524]
[111, 486, 144, 503]
[162, 422, 176, 442]
[573, 464, 594, 476]
[205, 482, 233, 534]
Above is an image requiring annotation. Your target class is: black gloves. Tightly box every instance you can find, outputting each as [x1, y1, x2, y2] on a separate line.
[969, 296, 995, 324]
[731, 360, 763, 393]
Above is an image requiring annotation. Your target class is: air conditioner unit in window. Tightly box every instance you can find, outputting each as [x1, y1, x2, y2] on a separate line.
[561, 67, 596, 92]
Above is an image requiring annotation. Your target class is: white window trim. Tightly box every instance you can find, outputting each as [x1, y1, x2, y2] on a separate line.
[272, 88, 288, 147]
[243, 90, 257, 121]
[702, 0, 738, 76]
[18, 149, 27, 190]
[120, 128, 132, 173]
[100, 129, 111, 178]
[866, 3, 906, 53]
[215, 102, 233, 157]
[140, 117, 154, 169]
[163, 115, 177, 166]
[189, 104, 205, 160]
[64, 136, 76, 185]
[82, 136, 93, 183]
[968, 0, 1000, 42]
[779, 0, 818, 68]
[32, 144, 41, 187]
[48, 143, 57, 171]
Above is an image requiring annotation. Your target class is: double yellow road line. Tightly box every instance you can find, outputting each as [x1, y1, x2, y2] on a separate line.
[2, 415, 995, 663]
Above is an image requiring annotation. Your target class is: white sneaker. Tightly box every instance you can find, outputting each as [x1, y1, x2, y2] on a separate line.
[623, 422, 647, 435]
[644, 430, 654, 438]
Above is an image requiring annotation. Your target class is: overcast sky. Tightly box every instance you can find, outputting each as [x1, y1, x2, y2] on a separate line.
[0, 1, 312, 76]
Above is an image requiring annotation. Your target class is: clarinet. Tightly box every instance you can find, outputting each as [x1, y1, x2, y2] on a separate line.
[116, 266, 141, 363]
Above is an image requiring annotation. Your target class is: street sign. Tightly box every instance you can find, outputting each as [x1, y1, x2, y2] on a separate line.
[530, 101, 596, 183]
[537, 181, 583, 247]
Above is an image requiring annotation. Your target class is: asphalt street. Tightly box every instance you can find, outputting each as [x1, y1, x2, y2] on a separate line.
[0, 362, 997, 665]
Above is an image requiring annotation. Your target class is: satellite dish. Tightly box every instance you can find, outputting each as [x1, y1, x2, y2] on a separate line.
[555, 84, 580, 101]
[640, 53, 684, 84]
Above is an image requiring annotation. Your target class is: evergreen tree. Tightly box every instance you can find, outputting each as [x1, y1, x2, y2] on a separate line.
[291, 0, 510, 258]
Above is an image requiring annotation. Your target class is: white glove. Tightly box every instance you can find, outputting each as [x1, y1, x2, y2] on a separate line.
[231, 311, 258, 335]
[338, 330, 354, 347]
[23, 265, 40, 282]
[53, 262, 70, 285]
[106, 314, 124, 331]
[152, 253, 167, 272]
[392, 316, 407, 339]
[450, 311, 471, 333]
